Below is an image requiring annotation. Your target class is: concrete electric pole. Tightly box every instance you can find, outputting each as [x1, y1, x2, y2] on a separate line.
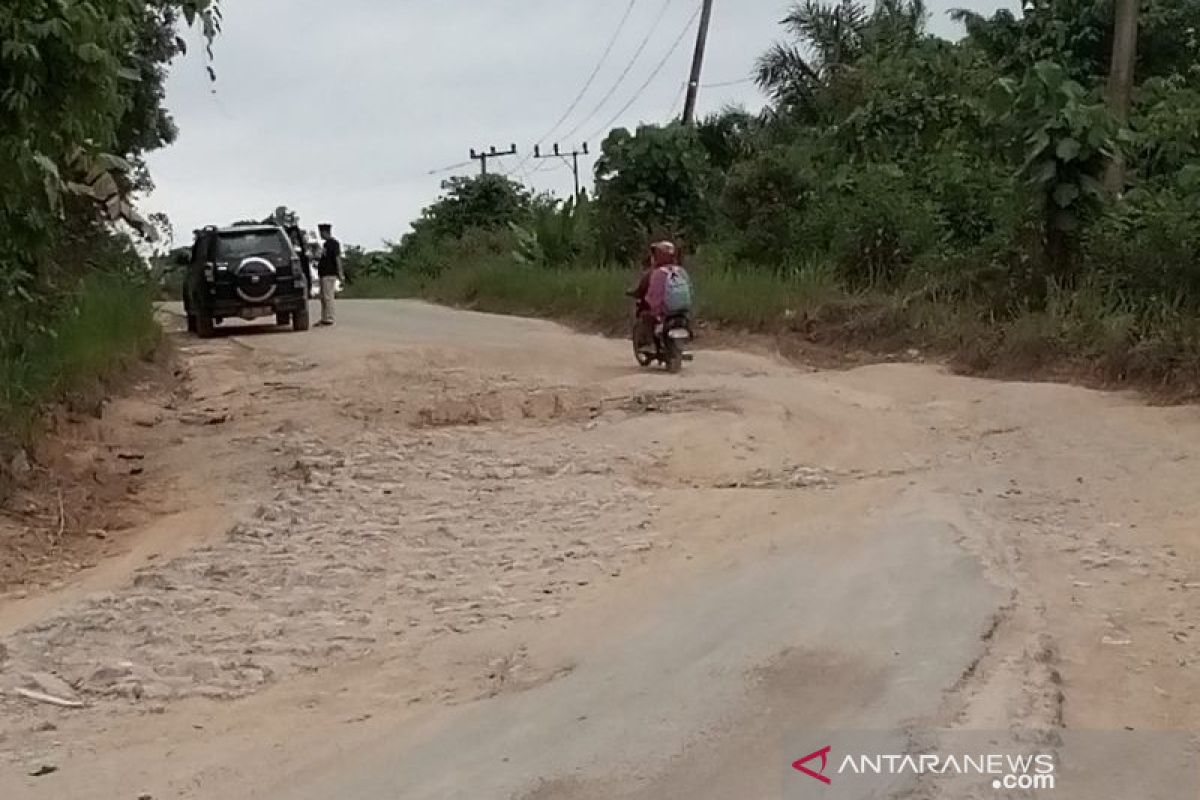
[469, 144, 518, 176]
[533, 143, 590, 199]
[681, 0, 715, 125]
[1104, 0, 1139, 193]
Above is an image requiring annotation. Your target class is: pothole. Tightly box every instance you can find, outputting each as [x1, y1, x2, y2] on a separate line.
[714, 463, 840, 490]
[607, 389, 736, 416]
[415, 387, 597, 427]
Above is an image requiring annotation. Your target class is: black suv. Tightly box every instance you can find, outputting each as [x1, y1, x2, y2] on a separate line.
[182, 225, 311, 337]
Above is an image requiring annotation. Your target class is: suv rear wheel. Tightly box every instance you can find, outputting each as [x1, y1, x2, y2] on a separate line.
[196, 313, 216, 339]
[292, 305, 311, 332]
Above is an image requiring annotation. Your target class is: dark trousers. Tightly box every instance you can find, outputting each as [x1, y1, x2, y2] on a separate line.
[634, 311, 657, 352]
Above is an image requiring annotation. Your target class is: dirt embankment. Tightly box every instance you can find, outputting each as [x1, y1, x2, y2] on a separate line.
[0, 355, 188, 597]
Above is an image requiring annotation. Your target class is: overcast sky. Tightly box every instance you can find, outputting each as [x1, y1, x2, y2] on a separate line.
[144, 0, 1018, 249]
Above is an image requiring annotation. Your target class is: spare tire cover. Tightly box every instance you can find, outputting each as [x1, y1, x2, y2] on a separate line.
[236, 257, 277, 302]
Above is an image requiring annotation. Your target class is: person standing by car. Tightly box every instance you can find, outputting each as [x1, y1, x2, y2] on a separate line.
[316, 222, 344, 326]
[284, 225, 314, 297]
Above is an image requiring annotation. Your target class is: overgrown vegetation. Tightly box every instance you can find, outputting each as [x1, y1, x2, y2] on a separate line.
[0, 270, 161, 444]
[0, 1, 218, 456]
[356, 0, 1200, 394]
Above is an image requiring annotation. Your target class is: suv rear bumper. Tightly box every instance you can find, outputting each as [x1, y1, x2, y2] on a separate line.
[203, 294, 308, 320]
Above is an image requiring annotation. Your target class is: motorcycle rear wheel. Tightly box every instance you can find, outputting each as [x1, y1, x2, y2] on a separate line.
[632, 322, 654, 367]
[634, 344, 654, 368]
[664, 339, 683, 373]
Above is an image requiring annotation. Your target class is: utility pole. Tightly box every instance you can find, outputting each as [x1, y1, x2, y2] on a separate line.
[682, 0, 716, 125]
[1104, 0, 1139, 194]
[533, 143, 590, 199]
[469, 144, 518, 176]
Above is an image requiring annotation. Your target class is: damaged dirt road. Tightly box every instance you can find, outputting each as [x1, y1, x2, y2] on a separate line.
[2, 300, 1200, 799]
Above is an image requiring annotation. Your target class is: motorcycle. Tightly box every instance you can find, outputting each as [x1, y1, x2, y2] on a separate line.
[628, 292, 694, 373]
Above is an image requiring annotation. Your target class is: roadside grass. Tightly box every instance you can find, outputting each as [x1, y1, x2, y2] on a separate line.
[342, 272, 425, 300]
[0, 273, 161, 446]
[346, 256, 850, 333]
[349, 260, 629, 331]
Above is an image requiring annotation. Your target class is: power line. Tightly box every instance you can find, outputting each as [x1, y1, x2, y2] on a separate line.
[558, 0, 677, 144]
[514, 0, 640, 177]
[528, 159, 562, 176]
[426, 159, 473, 176]
[584, 4, 702, 142]
[669, 79, 689, 119]
[703, 77, 754, 89]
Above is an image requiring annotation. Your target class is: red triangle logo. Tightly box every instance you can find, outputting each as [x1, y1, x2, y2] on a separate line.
[793, 746, 833, 785]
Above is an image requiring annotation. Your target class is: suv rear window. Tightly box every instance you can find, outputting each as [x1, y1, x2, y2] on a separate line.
[215, 230, 291, 261]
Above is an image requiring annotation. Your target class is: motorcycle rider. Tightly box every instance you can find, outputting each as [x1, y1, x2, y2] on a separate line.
[629, 241, 680, 355]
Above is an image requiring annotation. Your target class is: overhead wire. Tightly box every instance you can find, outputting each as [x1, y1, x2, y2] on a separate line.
[703, 77, 755, 89]
[426, 159, 473, 177]
[513, 0, 641, 178]
[583, 3, 702, 143]
[556, 0, 677, 145]
[668, 79, 689, 120]
[521, 159, 569, 197]
[532, 159, 567, 175]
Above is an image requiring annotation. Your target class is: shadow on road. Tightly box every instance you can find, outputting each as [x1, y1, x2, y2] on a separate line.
[208, 323, 298, 339]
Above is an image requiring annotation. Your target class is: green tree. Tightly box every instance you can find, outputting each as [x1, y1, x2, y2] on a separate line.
[512, 193, 596, 268]
[0, 0, 220, 281]
[754, 0, 927, 115]
[955, 1, 1200, 85]
[412, 175, 533, 243]
[720, 144, 820, 265]
[696, 108, 759, 173]
[263, 206, 300, 228]
[593, 124, 715, 262]
[988, 61, 1116, 278]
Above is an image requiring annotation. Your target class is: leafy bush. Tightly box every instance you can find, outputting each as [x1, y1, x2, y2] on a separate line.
[409, 175, 533, 244]
[1, 1, 218, 280]
[1085, 186, 1200, 315]
[512, 194, 596, 268]
[1, 1, 219, 457]
[720, 144, 820, 266]
[989, 60, 1115, 278]
[802, 164, 946, 288]
[593, 124, 716, 262]
[910, 148, 1018, 250]
[1130, 76, 1200, 182]
[1, 267, 159, 443]
[370, 224, 518, 282]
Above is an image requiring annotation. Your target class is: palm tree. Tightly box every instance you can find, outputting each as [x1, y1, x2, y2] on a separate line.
[755, 0, 928, 110]
[755, 0, 866, 106]
[871, 0, 928, 48]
